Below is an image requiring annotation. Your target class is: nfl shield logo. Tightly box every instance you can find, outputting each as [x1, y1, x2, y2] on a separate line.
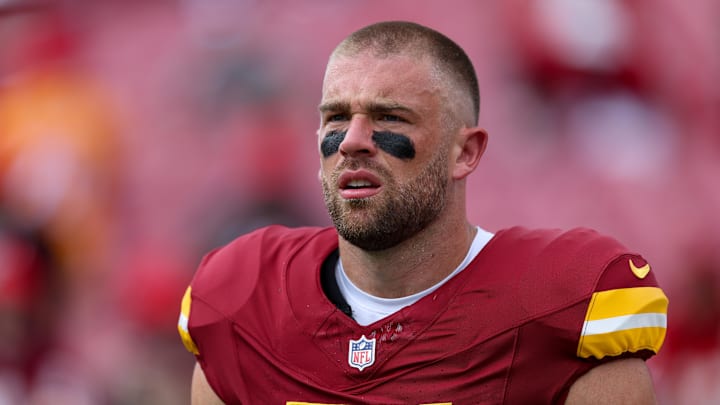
[348, 335, 376, 371]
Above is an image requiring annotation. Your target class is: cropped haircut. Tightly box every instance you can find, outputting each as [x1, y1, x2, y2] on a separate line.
[332, 21, 480, 125]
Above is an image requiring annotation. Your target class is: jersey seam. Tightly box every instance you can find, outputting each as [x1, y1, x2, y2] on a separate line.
[502, 328, 520, 404]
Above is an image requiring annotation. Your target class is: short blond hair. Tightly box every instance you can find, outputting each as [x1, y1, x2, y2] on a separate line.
[331, 21, 480, 126]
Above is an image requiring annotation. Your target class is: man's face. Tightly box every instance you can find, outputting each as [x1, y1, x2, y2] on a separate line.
[317, 52, 453, 251]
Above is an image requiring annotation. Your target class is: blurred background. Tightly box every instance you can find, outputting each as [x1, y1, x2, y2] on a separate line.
[0, 0, 717, 403]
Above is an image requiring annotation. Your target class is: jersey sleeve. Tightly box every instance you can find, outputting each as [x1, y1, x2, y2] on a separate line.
[576, 254, 669, 360]
[176, 244, 224, 358]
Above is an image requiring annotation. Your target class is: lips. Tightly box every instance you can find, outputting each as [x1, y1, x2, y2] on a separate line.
[338, 170, 382, 199]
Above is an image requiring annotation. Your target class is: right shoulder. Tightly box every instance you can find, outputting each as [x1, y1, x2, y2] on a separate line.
[178, 225, 335, 354]
[194, 225, 333, 312]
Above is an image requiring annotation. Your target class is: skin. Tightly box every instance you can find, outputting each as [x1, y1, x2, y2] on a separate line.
[565, 358, 658, 404]
[191, 49, 659, 404]
[317, 51, 485, 297]
[191, 363, 223, 405]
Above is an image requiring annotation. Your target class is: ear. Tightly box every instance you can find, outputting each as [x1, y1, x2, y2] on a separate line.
[451, 127, 488, 180]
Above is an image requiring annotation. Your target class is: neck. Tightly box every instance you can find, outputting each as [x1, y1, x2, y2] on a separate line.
[338, 211, 476, 299]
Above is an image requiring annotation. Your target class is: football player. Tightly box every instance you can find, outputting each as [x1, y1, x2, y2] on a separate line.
[179, 21, 668, 404]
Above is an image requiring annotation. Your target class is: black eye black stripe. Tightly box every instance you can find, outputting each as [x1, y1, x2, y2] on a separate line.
[320, 130, 346, 158]
[320, 130, 415, 160]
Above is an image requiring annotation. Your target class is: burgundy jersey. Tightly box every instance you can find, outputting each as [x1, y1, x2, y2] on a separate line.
[178, 226, 668, 404]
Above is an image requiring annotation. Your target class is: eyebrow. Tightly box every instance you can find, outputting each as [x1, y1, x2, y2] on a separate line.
[318, 100, 416, 116]
[318, 101, 350, 114]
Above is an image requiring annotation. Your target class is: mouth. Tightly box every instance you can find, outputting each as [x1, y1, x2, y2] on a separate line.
[338, 170, 382, 199]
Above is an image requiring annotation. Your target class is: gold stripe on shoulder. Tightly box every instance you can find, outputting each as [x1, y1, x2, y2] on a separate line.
[584, 287, 668, 321]
[578, 327, 667, 359]
[181, 286, 192, 318]
[178, 286, 199, 355]
[577, 287, 668, 359]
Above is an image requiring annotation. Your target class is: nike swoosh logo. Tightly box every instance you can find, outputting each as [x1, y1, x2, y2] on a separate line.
[629, 259, 651, 279]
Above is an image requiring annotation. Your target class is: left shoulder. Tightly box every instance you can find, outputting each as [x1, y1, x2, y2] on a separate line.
[498, 226, 669, 361]
[489, 226, 634, 307]
[485, 227, 668, 401]
[492, 226, 631, 265]
[487, 227, 667, 325]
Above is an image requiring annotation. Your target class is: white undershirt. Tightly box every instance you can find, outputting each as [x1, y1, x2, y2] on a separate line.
[336, 226, 494, 326]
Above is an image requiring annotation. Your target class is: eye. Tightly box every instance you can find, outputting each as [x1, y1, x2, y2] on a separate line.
[326, 113, 347, 122]
[380, 114, 404, 122]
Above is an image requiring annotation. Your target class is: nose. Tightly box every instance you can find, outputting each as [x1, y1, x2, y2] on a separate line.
[339, 115, 377, 158]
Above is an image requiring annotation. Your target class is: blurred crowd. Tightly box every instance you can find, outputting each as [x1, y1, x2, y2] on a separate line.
[0, 0, 717, 404]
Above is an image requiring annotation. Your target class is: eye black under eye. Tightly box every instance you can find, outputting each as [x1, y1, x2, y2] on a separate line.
[320, 130, 346, 158]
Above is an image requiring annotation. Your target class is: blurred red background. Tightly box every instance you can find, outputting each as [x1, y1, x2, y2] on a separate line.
[0, 0, 718, 403]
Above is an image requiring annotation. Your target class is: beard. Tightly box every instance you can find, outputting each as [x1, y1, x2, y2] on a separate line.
[321, 147, 449, 251]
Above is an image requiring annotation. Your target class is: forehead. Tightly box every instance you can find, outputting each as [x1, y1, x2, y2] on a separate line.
[321, 52, 443, 107]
